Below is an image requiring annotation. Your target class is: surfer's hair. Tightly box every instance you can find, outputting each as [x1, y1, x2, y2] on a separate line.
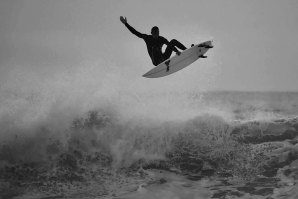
[151, 26, 159, 33]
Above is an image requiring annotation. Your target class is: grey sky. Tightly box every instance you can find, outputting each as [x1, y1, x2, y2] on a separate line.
[1, 0, 298, 92]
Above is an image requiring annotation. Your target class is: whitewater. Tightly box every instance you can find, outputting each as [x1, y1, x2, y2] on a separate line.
[1, 82, 298, 199]
[1, 62, 298, 199]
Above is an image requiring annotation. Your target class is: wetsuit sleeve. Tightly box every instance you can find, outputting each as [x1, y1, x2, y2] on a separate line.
[124, 23, 145, 39]
[162, 37, 179, 53]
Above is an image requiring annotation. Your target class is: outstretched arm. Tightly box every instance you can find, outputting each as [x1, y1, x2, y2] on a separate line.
[120, 16, 145, 39]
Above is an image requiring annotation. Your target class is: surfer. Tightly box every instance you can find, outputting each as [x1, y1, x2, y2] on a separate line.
[120, 16, 187, 66]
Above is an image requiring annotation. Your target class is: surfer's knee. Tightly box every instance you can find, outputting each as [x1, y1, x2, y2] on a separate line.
[170, 39, 181, 48]
[170, 39, 178, 44]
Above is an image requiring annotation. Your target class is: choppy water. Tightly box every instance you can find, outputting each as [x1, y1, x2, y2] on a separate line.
[1, 91, 298, 199]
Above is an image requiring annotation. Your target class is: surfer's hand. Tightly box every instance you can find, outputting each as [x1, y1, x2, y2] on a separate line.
[120, 16, 127, 24]
[176, 51, 181, 56]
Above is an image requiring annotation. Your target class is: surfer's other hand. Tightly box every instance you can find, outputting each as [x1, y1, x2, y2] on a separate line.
[120, 16, 127, 24]
[176, 51, 181, 56]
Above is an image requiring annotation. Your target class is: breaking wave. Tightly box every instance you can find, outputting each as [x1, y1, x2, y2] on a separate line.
[1, 68, 298, 198]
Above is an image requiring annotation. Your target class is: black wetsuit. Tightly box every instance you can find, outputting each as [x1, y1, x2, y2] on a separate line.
[125, 23, 180, 66]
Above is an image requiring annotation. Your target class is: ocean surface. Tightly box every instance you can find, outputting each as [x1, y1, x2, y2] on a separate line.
[1, 91, 298, 199]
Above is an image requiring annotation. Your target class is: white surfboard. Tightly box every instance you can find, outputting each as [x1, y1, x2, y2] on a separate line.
[143, 41, 213, 78]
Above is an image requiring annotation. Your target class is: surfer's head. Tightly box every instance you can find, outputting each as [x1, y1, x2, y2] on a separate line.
[151, 26, 159, 39]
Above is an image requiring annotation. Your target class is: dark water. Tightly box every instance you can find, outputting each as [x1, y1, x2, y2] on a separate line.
[1, 91, 298, 199]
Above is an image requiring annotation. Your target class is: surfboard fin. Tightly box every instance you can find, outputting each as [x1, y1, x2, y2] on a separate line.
[199, 55, 207, 58]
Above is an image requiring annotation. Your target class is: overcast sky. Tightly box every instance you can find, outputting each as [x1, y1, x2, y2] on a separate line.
[1, 0, 298, 92]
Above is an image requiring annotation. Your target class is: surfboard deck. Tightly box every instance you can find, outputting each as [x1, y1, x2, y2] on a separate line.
[143, 41, 213, 78]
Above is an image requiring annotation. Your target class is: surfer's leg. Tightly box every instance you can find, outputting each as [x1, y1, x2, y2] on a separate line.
[152, 47, 164, 65]
[163, 39, 187, 60]
[170, 39, 187, 50]
[163, 46, 173, 60]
